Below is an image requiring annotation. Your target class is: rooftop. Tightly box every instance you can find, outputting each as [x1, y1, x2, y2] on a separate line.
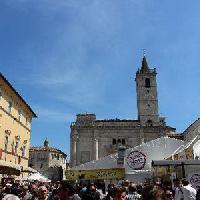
[30, 146, 67, 156]
[0, 72, 37, 117]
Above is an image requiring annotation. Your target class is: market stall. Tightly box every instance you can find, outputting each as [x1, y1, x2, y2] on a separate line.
[0, 160, 21, 176]
[151, 136, 200, 187]
[21, 166, 37, 173]
[23, 172, 51, 182]
[69, 137, 184, 182]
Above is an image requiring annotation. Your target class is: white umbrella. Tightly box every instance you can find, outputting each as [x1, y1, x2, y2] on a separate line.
[25, 172, 51, 182]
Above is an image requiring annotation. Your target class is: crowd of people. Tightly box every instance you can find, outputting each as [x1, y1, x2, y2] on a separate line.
[0, 178, 199, 200]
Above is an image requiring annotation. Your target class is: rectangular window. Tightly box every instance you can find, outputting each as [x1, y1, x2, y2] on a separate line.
[22, 146, 26, 157]
[15, 141, 19, 154]
[26, 117, 28, 126]
[112, 139, 116, 145]
[8, 101, 12, 113]
[4, 136, 8, 151]
[18, 110, 21, 121]
[122, 139, 126, 145]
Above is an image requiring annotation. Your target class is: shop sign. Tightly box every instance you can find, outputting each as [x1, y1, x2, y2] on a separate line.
[126, 150, 146, 170]
[65, 168, 125, 180]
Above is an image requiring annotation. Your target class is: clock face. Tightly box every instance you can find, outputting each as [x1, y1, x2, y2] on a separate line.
[126, 150, 146, 170]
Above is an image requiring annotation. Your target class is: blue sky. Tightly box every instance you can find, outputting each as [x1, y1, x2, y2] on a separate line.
[1, 0, 200, 157]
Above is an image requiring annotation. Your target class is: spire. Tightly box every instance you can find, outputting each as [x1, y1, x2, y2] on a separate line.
[141, 56, 149, 71]
[44, 138, 49, 147]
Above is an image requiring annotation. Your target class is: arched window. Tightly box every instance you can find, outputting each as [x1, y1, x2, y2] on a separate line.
[145, 78, 150, 88]
[147, 119, 153, 126]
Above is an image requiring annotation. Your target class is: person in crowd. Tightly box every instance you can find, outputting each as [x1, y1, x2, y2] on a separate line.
[182, 179, 196, 200]
[196, 188, 200, 200]
[22, 185, 32, 200]
[82, 183, 100, 200]
[58, 181, 70, 200]
[136, 185, 142, 196]
[48, 188, 58, 200]
[10, 183, 19, 197]
[70, 188, 81, 200]
[31, 190, 39, 200]
[141, 185, 154, 200]
[38, 186, 48, 200]
[126, 183, 141, 200]
[173, 178, 184, 200]
[79, 183, 87, 199]
[103, 184, 115, 200]
[2, 194, 20, 200]
[165, 190, 174, 200]
[153, 188, 166, 200]
[0, 185, 5, 200]
[112, 187, 126, 200]
[4, 184, 12, 195]
[122, 180, 129, 193]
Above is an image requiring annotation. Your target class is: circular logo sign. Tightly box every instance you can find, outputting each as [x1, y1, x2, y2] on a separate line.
[190, 174, 200, 189]
[127, 150, 146, 170]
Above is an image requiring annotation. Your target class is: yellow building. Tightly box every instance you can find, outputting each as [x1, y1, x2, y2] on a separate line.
[0, 73, 36, 176]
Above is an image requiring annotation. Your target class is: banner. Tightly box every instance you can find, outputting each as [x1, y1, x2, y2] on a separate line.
[65, 168, 125, 180]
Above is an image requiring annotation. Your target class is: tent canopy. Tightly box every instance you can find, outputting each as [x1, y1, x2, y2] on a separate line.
[24, 172, 51, 182]
[72, 136, 184, 171]
[21, 166, 37, 173]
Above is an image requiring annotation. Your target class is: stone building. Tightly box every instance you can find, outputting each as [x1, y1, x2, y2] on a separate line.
[29, 139, 67, 181]
[0, 73, 36, 175]
[183, 118, 200, 142]
[70, 56, 177, 167]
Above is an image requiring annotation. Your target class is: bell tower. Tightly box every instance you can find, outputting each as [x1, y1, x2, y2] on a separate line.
[135, 56, 160, 126]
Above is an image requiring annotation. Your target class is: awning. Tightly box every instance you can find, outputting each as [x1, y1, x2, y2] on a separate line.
[21, 166, 37, 173]
[0, 160, 21, 175]
[25, 172, 51, 182]
[152, 160, 200, 166]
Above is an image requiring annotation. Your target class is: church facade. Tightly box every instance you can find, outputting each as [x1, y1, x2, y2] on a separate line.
[70, 57, 176, 167]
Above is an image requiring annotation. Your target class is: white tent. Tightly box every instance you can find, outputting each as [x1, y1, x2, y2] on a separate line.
[24, 172, 51, 182]
[73, 137, 184, 171]
[125, 136, 184, 171]
[71, 137, 184, 182]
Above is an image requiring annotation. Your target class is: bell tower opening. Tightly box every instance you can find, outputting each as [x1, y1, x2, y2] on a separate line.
[145, 78, 150, 88]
